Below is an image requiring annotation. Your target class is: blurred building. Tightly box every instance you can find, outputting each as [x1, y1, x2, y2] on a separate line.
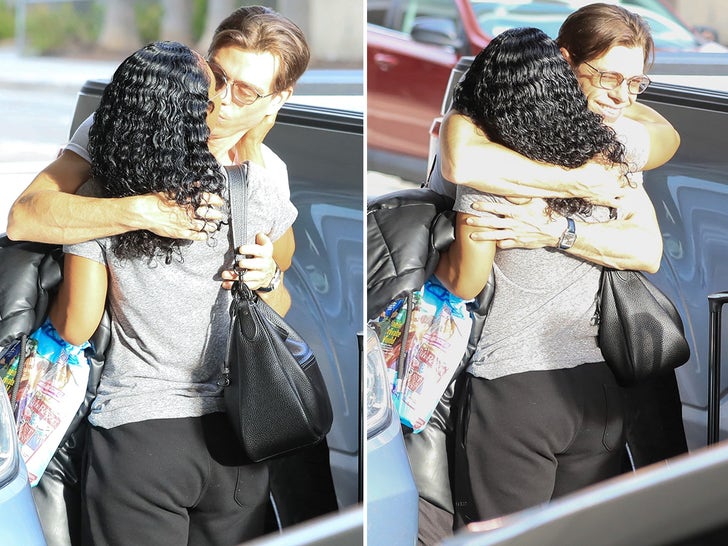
[664, 0, 728, 45]
[276, 0, 363, 67]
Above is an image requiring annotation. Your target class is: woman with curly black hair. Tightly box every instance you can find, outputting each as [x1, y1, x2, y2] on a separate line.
[434, 27, 662, 524]
[87, 41, 227, 263]
[48, 41, 295, 545]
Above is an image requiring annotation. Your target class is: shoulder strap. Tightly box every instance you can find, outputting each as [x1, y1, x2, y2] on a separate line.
[225, 164, 248, 253]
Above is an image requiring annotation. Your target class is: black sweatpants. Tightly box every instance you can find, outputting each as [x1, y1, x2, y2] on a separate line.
[456, 362, 625, 525]
[82, 412, 269, 546]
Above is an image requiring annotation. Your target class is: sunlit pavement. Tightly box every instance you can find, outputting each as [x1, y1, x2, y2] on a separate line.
[0, 47, 119, 234]
[0, 46, 119, 91]
[366, 170, 418, 198]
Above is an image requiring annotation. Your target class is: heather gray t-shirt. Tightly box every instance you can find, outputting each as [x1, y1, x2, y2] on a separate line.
[64, 126, 297, 429]
[453, 116, 650, 380]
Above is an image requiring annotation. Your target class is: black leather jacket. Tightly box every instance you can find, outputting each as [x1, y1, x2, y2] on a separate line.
[0, 236, 109, 546]
[367, 189, 494, 513]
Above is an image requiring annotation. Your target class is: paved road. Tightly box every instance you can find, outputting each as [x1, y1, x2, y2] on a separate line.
[0, 47, 120, 232]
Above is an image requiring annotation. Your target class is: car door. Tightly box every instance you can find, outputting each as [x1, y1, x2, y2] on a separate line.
[638, 76, 728, 449]
[262, 101, 364, 509]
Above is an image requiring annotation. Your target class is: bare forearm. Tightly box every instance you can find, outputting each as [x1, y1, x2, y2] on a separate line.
[8, 149, 204, 244]
[624, 102, 680, 170]
[442, 143, 586, 198]
[561, 219, 662, 272]
[467, 191, 663, 272]
[8, 190, 143, 244]
[435, 215, 495, 300]
[258, 280, 292, 316]
[440, 111, 623, 203]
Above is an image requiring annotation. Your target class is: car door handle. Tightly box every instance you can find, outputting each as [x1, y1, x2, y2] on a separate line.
[373, 53, 398, 72]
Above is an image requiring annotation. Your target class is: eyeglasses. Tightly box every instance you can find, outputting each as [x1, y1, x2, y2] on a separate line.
[208, 61, 275, 106]
[583, 61, 651, 95]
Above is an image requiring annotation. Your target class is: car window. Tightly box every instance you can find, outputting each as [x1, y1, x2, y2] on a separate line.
[399, 0, 460, 34]
[470, 1, 572, 39]
[370, 0, 460, 34]
[367, 0, 391, 27]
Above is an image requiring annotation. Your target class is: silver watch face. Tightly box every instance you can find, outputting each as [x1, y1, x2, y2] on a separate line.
[559, 231, 577, 249]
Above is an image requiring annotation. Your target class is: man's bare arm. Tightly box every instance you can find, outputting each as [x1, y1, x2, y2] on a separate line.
[467, 187, 663, 272]
[440, 111, 627, 206]
[623, 102, 680, 171]
[7, 150, 223, 245]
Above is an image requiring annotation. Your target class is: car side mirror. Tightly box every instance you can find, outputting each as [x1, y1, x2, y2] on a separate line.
[410, 17, 464, 51]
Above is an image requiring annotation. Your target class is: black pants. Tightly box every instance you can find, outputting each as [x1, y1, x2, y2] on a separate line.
[82, 413, 269, 546]
[456, 363, 625, 525]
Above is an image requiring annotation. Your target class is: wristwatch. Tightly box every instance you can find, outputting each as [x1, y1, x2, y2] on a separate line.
[257, 264, 282, 293]
[557, 217, 577, 250]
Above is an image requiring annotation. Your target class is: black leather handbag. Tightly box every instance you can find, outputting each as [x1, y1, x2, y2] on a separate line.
[597, 268, 690, 386]
[223, 164, 333, 462]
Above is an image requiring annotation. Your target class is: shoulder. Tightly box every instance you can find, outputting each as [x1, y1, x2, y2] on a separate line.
[64, 114, 94, 163]
[260, 145, 288, 177]
[454, 185, 502, 216]
[611, 117, 650, 171]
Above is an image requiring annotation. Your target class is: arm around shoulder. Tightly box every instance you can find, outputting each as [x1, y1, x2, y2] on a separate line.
[439, 110, 625, 204]
[8, 150, 216, 245]
[7, 150, 91, 242]
[624, 102, 680, 170]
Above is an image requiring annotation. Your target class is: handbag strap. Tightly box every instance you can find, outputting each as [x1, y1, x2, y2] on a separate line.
[220, 163, 249, 388]
[225, 163, 248, 268]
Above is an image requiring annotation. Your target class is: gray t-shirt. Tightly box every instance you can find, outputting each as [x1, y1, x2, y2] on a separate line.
[64, 122, 297, 429]
[452, 116, 650, 380]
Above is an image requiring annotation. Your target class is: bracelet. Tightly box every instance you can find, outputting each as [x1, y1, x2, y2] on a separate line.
[257, 264, 281, 293]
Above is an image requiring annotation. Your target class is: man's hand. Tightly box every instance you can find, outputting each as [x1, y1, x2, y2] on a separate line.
[467, 198, 564, 249]
[571, 162, 629, 207]
[236, 113, 278, 166]
[137, 192, 225, 241]
[221, 232, 278, 290]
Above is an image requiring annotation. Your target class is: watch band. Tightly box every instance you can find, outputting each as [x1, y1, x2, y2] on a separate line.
[558, 217, 577, 250]
[257, 264, 281, 293]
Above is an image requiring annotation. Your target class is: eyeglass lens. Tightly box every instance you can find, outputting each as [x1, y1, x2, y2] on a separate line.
[585, 62, 650, 94]
[599, 72, 650, 94]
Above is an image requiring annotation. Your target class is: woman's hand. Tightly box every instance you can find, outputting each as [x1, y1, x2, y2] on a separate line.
[221, 232, 278, 290]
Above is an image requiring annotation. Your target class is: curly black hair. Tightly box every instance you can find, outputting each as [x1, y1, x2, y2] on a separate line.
[88, 40, 225, 261]
[452, 27, 628, 217]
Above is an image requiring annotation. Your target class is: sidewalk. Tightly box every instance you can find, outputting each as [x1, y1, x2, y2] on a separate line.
[0, 46, 119, 91]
